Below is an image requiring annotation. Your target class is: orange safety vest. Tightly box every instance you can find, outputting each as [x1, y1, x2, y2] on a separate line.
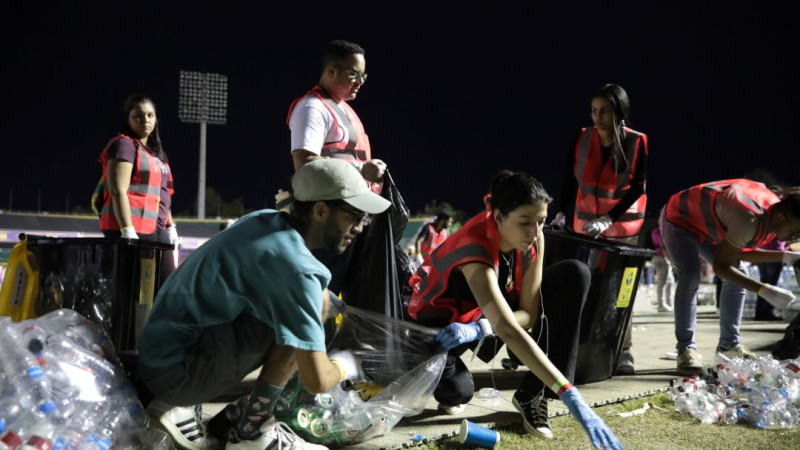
[573, 126, 648, 238]
[287, 85, 380, 193]
[419, 223, 449, 260]
[665, 178, 778, 248]
[97, 134, 174, 234]
[407, 209, 536, 324]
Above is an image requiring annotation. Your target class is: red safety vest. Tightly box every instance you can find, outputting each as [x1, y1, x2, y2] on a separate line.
[97, 134, 173, 234]
[665, 178, 778, 248]
[572, 126, 648, 238]
[287, 85, 380, 193]
[419, 223, 449, 260]
[407, 209, 536, 324]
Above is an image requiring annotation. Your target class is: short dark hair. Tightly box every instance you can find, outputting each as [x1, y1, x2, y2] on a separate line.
[322, 40, 365, 70]
[488, 170, 552, 216]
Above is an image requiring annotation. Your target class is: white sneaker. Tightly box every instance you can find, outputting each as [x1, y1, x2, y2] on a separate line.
[147, 399, 217, 450]
[437, 403, 467, 415]
[226, 417, 328, 449]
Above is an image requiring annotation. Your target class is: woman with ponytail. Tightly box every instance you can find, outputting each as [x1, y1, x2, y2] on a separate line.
[551, 83, 649, 375]
[407, 170, 621, 449]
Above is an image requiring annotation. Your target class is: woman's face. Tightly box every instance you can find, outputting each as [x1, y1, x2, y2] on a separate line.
[495, 202, 548, 252]
[128, 101, 157, 140]
[772, 211, 800, 243]
[591, 96, 615, 131]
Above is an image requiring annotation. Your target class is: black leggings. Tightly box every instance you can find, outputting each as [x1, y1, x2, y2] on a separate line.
[416, 259, 590, 405]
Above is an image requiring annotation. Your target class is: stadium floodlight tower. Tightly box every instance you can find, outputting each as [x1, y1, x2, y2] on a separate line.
[178, 71, 228, 219]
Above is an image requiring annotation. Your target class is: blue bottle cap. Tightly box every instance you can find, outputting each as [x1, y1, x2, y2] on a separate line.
[39, 400, 56, 415]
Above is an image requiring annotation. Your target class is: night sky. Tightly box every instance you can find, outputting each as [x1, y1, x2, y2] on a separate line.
[4, 3, 799, 221]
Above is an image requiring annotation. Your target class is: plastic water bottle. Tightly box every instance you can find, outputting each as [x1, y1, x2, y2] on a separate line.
[0, 327, 51, 409]
[739, 404, 767, 429]
[722, 407, 739, 425]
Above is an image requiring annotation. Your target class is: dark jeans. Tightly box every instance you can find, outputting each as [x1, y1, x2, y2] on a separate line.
[416, 259, 590, 405]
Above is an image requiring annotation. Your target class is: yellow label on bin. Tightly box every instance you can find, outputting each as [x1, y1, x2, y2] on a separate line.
[139, 257, 156, 306]
[616, 267, 638, 308]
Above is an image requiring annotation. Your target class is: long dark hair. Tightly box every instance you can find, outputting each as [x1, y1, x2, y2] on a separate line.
[119, 94, 168, 163]
[773, 186, 800, 221]
[592, 84, 631, 172]
[488, 170, 552, 216]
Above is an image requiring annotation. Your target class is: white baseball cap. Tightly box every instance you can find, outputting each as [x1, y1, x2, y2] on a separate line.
[291, 159, 391, 214]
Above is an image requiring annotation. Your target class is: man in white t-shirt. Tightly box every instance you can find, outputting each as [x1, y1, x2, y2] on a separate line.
[277, 40, 387, 210]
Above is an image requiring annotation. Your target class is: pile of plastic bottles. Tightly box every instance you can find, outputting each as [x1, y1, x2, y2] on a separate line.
[669, 353, 800, 428]
[0, 309, 171, 449]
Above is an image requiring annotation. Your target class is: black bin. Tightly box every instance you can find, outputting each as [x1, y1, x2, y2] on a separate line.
[26, 236, 172, 354]
[543, 229, 656, 384]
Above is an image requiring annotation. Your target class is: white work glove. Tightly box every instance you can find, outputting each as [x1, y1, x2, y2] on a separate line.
[783, 251, 800, 264]
[583, 215, 613, 238]
[361, 159, 387, 182]
[167, 225, 179, 246]
[328, 350, 364, 382]
[120, 226, 138, 239]
[759, 284, 795, 309]
[275, 189, 293, 212]
[551, 212, 566, 228]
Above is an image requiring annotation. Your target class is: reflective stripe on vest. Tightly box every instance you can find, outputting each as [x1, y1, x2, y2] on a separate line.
[287, 85, 379, 193]
[572, 126, 647, 238]
[407, 210, 536, 324]
[665, 179, 778, 248]
[98, 134, 171, 234]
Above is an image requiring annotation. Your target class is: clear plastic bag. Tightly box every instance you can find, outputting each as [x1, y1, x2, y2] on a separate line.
[275, 306, 446, 447]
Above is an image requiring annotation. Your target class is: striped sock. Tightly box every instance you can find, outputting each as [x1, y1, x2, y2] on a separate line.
[232, 382, 284, 440]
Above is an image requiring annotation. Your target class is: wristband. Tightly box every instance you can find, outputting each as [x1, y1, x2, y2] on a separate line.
[330, 359, 346, 382]
[551, 379, 574, 396]
[476, 318, 494, 337]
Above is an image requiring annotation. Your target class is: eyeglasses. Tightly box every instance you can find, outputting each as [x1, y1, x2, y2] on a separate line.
[329, 201, 369, 225]
[334, 66, 368, 83]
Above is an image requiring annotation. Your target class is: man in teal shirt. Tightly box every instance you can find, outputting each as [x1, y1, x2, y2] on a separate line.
[138, 159, 391, 449]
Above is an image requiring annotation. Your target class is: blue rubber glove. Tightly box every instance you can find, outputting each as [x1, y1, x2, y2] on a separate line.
[436, 322, 483, 350]
[560, 387, 623, 449]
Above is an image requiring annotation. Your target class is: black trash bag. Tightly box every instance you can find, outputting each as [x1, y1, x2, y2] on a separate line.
[334, 171, 410, 319]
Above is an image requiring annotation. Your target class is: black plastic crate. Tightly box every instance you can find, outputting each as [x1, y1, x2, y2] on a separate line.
[26, 236, 172, 353]
[543, 229, 656, 384]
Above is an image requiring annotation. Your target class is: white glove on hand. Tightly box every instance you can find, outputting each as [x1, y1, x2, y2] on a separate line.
[329, 350, 364, 382]
[759, 284, 795, 309]
[120, 226, 138, 239]
[551, 212, 566, 228]
[583, 215, 613, 238]
[275, 189, 293, 212]
[783, 251, 800, 264]
[167, 225, 179, 246]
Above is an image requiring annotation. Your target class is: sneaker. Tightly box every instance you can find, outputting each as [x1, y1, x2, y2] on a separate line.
[226, 417, 327, 449]
[717, 344, 757, 359]
[615, 349, 635, 375]
[147, 399, 217, 450]
[677, 348, 705, 376]
[438, 403, 467, 415]
[512, 393, 552, 439]
[657, 305, 673, 312]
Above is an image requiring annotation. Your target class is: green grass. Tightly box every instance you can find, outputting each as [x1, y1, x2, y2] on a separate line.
[416, 392, 800, 449]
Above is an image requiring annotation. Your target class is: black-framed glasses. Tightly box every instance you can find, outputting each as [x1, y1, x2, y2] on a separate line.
[327, 200, 369, 225]
[334, 65, 368, 83]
